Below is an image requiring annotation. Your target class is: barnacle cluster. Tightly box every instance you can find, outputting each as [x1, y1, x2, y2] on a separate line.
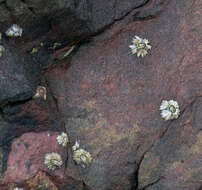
[44, 152, 63, 170]
[129, 35, 151, 57]
[72, 141, 92, 168]
[160, 100, 180, 120]
[5, 24, 23, 37]
[57, 132, 69, 147]
[33, 86, 47, 100]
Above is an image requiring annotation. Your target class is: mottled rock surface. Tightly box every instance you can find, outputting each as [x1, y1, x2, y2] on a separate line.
[0, 0, 202, 190]
[0, 41, 39, 106]
[3, 131, 67, 183]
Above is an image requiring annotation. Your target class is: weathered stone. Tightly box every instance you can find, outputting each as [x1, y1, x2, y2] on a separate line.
[3, 131, 67, 184]
[0, 42, 39, 106]
[0, 0, 202, 189]
[138, 98, 202, 190]
[0, 98, 63, 147]
[0, 4, 12, 31]
[43, 0, 202, 189]
[0, 0, 150, 41]
[0, 147, 3, 181]
[26, 171, 58, 190]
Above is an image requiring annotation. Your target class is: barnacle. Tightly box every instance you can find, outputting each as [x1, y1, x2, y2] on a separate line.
[44, 152, 63, 170]
[72, 141, 80, 151]
[0, 45, 5, 57]
[73, 148, 92, 168]
[129, 35, 151, 57]
[5, 24, 23, 37]
[14, 188, 24, 190]
[57, 132, 69, 147]
[33, 86, 47, 100]
[160, 100, 180, 120]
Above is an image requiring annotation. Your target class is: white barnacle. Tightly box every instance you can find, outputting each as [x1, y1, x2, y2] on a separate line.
[73, 148, 92, 168]
[129, 35, 151, 57]
[33, 86, 47, 100]
[57, 132, 69, 147]
[5, 24, 23, 37]
[72, 141, 80, 151]
[160, 100, 180, 120]
[14, 188, 24, 190]
[44, 152, 63, 170]
[0, 45, 5, 57]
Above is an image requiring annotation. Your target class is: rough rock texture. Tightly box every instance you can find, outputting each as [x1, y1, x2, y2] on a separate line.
[0, 41, 39, 106]
[0, 0, 151, 41]
[3, 131, 67, 183]
[0, 0, 202, 190]
[0, 147, 3, 181]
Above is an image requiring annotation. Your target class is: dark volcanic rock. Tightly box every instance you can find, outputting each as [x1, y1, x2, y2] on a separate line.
[0, 0, 150, 41]
[43, 0, 202, 189]
[0, 93, 63, 147]
[1, 0, 202, 190]
[0, 41, 39, 106]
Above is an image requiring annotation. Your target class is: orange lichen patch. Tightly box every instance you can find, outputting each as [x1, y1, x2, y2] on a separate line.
[26, 171, 58, 190]
[33, 86, 47, 100]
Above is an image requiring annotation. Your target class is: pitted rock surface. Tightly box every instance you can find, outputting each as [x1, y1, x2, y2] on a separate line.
[0, 0, 202, 190]
[3, 131, 67, 183]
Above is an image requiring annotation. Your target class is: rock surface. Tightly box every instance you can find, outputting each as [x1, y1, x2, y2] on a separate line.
[0, 0, 202, 190]
[0, 0, 152, 40]
[3, 131, 67, 184]
[0, 41, 39, 106]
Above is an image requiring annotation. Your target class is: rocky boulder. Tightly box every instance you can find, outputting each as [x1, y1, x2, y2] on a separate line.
[0, 0, 202, 190]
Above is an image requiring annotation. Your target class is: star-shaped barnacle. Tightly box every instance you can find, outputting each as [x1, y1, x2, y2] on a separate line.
[72, 141, 80, 151]
[160, 100, 180, 120]
[5, 24, 23, 37]
[129, 35, 151, 57]
[57, 132, 69, 147]
[73, 148, 92, 168]
[44, 152, 63, 170]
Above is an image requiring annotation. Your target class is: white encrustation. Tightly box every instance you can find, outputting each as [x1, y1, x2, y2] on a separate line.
[160, 100, 180, 120]
[72, 141, 80, 151]
[129, 35, 151, 57]
[5, 24, 23, 37]
[57, 132, 69, 147]
[44, 152, 63, 170]
[73, 148, 92, 168]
